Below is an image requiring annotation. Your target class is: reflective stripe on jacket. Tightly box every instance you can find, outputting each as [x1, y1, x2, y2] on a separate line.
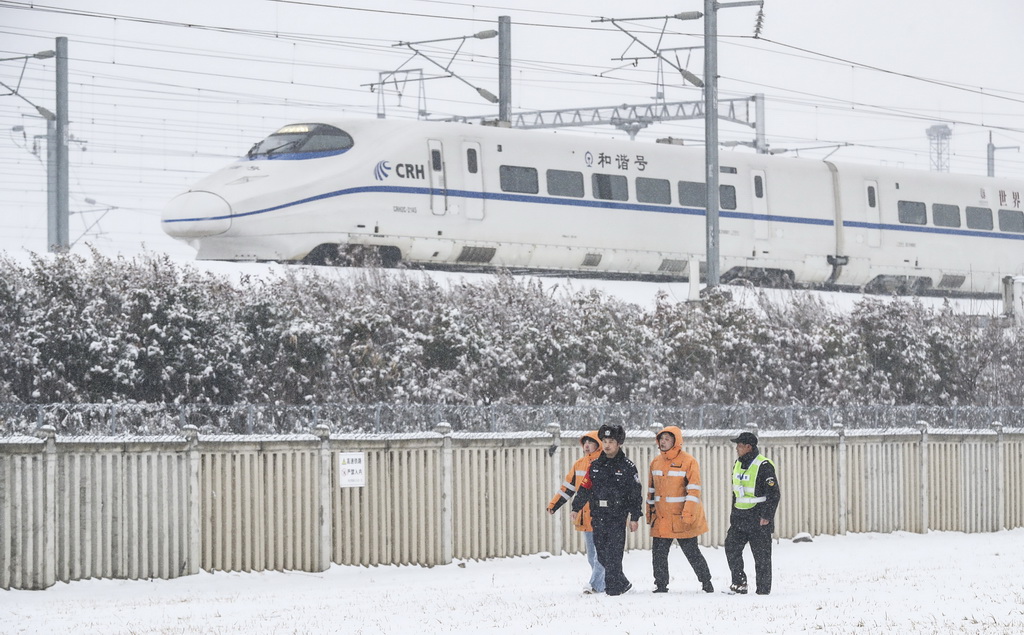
[732, 454, 774, 509]
[648, 425, 709, 539]
[547, 430, 602, 531]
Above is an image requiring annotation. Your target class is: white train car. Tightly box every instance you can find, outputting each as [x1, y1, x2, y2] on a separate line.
[831, 161, 1024, 293]
[162, 118, 1024, 294]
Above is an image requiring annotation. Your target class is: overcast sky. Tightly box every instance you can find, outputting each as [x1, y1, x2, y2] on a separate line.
[2, 0, 1023, 259]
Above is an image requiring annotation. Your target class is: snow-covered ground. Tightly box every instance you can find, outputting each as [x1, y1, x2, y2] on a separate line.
[6, 529, 1022, 634]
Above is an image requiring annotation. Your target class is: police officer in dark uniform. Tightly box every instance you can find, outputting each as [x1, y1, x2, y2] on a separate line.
[725, 431, 781, 595]
[571, 424, 643, 596]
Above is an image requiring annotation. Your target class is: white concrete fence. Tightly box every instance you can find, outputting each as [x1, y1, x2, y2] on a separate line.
[2, 422, 1021, 590]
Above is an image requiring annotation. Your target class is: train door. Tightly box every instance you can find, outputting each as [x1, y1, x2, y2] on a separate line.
[865, 180, 881, 247]
[752, 169, 770, 241]
[428, 139, 447, 215]
[462, 141, 484, 220]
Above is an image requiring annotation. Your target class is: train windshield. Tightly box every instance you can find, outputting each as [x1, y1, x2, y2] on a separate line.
[247, 123, 354, 159]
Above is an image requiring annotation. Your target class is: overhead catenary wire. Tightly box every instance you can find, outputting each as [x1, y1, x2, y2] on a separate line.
[2, 0, 1023, 255]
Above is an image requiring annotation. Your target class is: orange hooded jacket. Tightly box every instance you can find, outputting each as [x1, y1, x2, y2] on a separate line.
[647, 425, 709, 539]
[547, 431, 602, 532]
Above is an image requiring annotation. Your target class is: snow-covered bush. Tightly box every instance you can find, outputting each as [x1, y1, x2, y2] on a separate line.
[1, 252, 1021, 414]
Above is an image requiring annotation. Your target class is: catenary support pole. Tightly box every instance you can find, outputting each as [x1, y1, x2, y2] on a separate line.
[45, 118, 57, 248]
[703, 0, 720, 289]
[498, 16, 511, 124]
[55, 36, 69, 251]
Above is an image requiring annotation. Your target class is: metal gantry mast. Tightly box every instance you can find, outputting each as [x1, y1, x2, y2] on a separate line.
[445, 95, 764, 141]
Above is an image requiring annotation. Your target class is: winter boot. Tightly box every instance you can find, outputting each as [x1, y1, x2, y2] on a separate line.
[702, 580, 714, 593]
[729, 582, 748, 594]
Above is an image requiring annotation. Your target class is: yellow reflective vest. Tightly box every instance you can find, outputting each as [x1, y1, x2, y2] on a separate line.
[732, 454, 775, 509]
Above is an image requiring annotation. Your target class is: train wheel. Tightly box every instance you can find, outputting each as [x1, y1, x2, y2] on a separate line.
[771, 270, 796, 289]
[906, 277, 934, 295]
[304, 243, 343, 266]
[342, 245, 401, 268]
[302, 244, 402, 268]
[378, 246, 402, 268]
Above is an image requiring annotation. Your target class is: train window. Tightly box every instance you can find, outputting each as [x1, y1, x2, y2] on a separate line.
[546, 170, 584, 198]
[754, 175, 764, 199]
[720, 184, 737, 210]
[966, 206, 993, 230]
[678, 181, 705, 207]
[431, 150, 443, 172]
[867, 186, 877, 208]
[897, 200, 927, 225]
[300, 127, 354, 152]
[676, 181, 736, 209]
[247, 123, 353, 158]
[466, 149, 478, 174]
[592, 173, 628, 201]
[499, 165, 539, 194]
[932, 203, 961, 228]
[636, 177, 671, 204]
[998, 208, 1024, 233]
[720, 166, 738, 174]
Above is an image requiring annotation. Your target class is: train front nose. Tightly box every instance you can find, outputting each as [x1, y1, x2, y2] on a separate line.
[161, 191, 232, 238]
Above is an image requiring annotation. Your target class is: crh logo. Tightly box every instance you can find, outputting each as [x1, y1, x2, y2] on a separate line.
[374, 160, 392, 181]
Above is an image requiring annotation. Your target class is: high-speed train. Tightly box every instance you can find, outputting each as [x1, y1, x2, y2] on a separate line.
[162, 118, 1024, 295]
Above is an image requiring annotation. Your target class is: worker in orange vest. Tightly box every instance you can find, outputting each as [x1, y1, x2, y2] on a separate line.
[647, 425, 713, 593]
[547, 430, 605, 594]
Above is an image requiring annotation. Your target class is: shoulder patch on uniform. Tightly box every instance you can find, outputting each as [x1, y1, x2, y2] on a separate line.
[766, 477, 776, 487]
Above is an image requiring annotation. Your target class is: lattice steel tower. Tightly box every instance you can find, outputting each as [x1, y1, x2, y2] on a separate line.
[926, 124, 952, 172]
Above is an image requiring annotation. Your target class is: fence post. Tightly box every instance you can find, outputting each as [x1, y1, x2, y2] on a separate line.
[182, 424, 201, 575]
[37, 424, 57, 589]
[834, 423, 847, 535]
[314, 423, 333, 572]
[546, 423, 562, 556]
[992, 422, 1005, 530]
[435, 422, 454, 564]
[917, 421, 929, 533]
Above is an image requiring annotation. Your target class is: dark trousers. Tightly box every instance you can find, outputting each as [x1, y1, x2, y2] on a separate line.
[652, 537, 712, 590]
[724, 524, 773, 594]
[591, 513, 630, 594]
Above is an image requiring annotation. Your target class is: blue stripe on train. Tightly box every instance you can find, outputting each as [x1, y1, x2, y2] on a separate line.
[163, 185, 1024, 241]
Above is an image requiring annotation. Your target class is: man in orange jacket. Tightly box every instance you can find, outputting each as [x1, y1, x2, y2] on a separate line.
[647, 425, 714, 593]
[547, 430, 606, 594]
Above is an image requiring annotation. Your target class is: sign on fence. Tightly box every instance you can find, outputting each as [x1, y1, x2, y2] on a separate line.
[338, 452, 366, 487]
